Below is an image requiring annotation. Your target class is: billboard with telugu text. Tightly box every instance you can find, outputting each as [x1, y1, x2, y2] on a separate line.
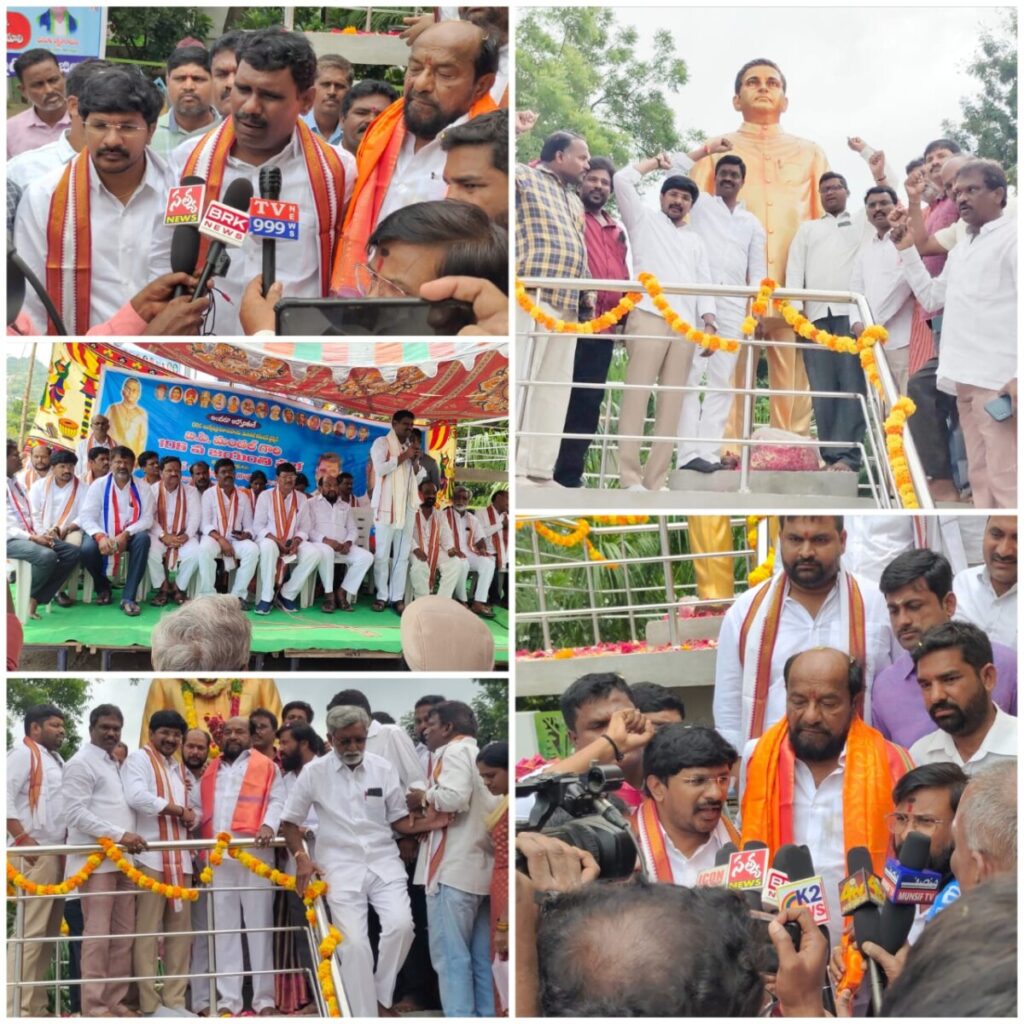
[7, 7, 105, 74]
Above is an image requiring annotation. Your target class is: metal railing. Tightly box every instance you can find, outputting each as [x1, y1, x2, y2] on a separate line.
[515, 515, 762, 649]
[6, 836, 349, 1018]
[517, 278, 933, 508]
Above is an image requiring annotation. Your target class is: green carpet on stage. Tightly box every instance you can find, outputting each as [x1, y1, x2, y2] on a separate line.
[22, 599, 509, 657]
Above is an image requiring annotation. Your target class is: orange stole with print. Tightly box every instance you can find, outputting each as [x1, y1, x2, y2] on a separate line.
[199, 748, 277, 839]
[415, 509, 442, 589]
[631, 797, 741, 882]
[45, 150, 93, 335]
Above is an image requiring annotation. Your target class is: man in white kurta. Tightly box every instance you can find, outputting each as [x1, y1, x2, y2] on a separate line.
[147, 456, 201, 603]
[196, 458, 260, 603]
[474, 490, 509, 606]
[409, 481, 461, 600]
[305, 474, 374, 611]
[445, 486, 497, 614]
[283, 705, 416, 1018]
[952, 516, 1017, 651]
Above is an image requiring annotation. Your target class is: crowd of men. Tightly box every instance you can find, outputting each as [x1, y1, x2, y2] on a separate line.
[7, 8, 509, 337]
[6, 406, 509, 621]
[8, 690, 508, 1017]
[515, 513, 1017, 1015]
[515, 57, 1017, 506]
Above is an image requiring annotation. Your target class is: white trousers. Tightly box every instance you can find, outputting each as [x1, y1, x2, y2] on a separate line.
[677, 307, 743, 466]
[326, 873, 413, 1018]
[196, 535, 259, 596]
[312, 542, 374, 597]
[211, 851, 275, 1013]
[147, 536, 200, 590]
[409, 553, 461, 599]
[454, 552, 497, 603]
[257, 538, 321, 602]
[373, 520, 414, 603]
[189, 890, 212, 1011]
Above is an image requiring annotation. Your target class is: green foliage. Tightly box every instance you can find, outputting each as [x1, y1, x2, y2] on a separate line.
[6, 678, 92, 759]
[942, 10, 1018, 187]
[7, 355, 47, 444]
[107, 8, 214, 63]
[471, 678, 508, 745]
[516, 8, 694, 168]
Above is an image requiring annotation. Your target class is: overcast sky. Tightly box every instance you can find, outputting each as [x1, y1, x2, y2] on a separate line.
[606, 6, 1009, 197]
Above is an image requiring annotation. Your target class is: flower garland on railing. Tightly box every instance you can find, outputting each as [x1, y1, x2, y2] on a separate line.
[884, 398, 920, 508]
[745, 515, 776, 586]
[98, 837, 200, 901]
[515, 280, 642, 334]
[638, 273, 741, 352]
[521, 516, 650, 568]
[7, 851, 104, 896]
[181, 679, 244, 758]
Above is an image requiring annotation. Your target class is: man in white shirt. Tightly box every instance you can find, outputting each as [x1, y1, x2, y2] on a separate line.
[253, 461, 321, 614]
[446, 486, 497, 616]
[417, 700, 498, 1016]
[409, 480, 461, 601]
[62, 704, 148, 1017]
[196, 457, 260, 605]
[850, 185, 914, 394]
[147, 455, 201, 606]
[75, 413, 117, 482]
[632, 725, 740, 885]
[151, 30, 347, 337]
[909, 620, 1018, 774]
[474, 489, 508, 608]
[613, 156, 717, 491]
[79, 445, 154, 615]
[283, 705, 419, 1018]
[338, 470, 370, 508]
[674, 153, 767, 472]
[30, 449, 85, 557]
[893, 159, 1016, 508]
[714, 515, 897, 751]
[17, 441, 51, 490]
[953, 515, 1017, 650]
[6, 704, 68, 1017]
[413, 695, 446, 775]
[122, 710, 199, 1014]
[197, 716, 284, 1016]
[306, 473, 374, 612]
[785, 171, 867, 472]
[14, 67, 173, 334]
[7, 440, 82, 618]
[371, 410, 426, 614]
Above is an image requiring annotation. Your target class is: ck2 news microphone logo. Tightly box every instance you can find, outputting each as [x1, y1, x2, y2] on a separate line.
[164, 184, 206, 226]
[248, 197, 300, 241]
[199, 201, 252, 247]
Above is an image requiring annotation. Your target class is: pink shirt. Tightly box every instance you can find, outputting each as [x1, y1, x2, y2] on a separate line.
[8, 301, 147, 337]
[583, 209, 630, 321]
[7, 105, 72, 159]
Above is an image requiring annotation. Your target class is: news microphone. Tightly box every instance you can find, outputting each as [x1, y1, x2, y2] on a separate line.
[715, 842, 738, 866]
[170, 175, 205, 299]
[192, 177, 254, 301]
[258, 166, 281, 297]
[844, 846, 884, 1012]
[732, 840, 769, 911]
[7, 233, 67, 334]
[878, 831, 936, 953]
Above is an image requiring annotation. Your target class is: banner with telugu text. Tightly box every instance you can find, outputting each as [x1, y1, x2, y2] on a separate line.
[7, 7, 105, 74]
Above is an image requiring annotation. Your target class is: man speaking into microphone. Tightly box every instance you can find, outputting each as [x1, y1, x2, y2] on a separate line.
[150, 29, 347, 336]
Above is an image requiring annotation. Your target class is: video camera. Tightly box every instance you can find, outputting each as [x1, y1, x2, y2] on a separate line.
[515, 763, 639, 880]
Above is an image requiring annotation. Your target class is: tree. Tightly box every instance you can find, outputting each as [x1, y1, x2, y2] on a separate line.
[6, 678, 92, 760]
[471, 677, 508, 745]
[107, 8, 214, 64]
[942, 10, 1017, 187]
[516, 8, 694, 168]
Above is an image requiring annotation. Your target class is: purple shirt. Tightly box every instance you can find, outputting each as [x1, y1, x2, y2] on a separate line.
[872, 641, 1017, 748]
[7, 106, 72, 159]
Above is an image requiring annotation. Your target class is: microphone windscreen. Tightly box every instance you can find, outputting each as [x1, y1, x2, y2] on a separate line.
[222, 177, 255, 211]
[182, 174, 205, 187]
[877, 831, 931, 953]
[846, 845, 882, 946]
[896, 831, 931, 870]
[259, 165, 282, 200]
[788, 844, 815, 880]
[171, 224, 201, 275]
[847, 846, 874, 876]
[715, 842, 739, 867]
[744, 839, 769, 851]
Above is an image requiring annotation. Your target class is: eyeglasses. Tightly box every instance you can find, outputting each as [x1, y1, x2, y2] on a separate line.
[353, 261, 409, 298]
[84, 120, 146, 137]
[820, 183, 848, 194]
[678, 773, 731, 790]
[885, 811, 947, 834]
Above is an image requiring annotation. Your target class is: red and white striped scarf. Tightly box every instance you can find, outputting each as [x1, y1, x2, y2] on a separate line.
[45, 149, 93, 335]
[156, 483, 188, 569]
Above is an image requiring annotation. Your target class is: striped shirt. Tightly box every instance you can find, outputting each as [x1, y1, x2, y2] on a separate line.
[515, 162, 587, 317]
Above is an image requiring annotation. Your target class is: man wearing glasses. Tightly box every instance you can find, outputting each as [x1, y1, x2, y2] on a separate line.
[13, 65, 172, 334]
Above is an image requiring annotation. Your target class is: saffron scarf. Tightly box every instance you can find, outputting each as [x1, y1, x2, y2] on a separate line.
[199, 749, 277, 839]
[445, 508, 464, 556]
[332, 93, 498, 293]
[83, 431, 116, 484]
[8, 478, 35, 534]
[21, 466, 45, 489]
[45, 149, 92, 335]
[143, 743, 189, 910]
[41, 475, 79, 530]
[375, 430, 416, 529]
[156, 483, 187, 569]
[23, 737, 45, 816]
[631, 797, 741, 883]
[486, 506, 507, 570]
[182, 118, 345, 294]
[740, 716, 913, 877]
[100, 475, 142, 575]
[414, 509, 442, 590]
[213, 486, 241, 570]
[737, 570, 868, 742]
[271, 488, 300, 584]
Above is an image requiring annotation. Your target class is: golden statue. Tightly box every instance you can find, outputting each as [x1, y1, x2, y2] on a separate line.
[140, 678, 283, 747]
[690, 59, 828, 438]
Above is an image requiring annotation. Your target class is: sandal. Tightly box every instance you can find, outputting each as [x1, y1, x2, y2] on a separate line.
[121, 600, 141, 617]
[471, 602, 496, 620]
[372, 599, 386, 612]
[97, 590, 113, 606]
[172, 588, 188, 605]
[150, 591, 170, 607]
[321, 595, 336, 614]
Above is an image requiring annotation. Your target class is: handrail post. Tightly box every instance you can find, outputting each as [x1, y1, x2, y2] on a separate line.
[531, 527, 551, 650]
[582, 537, 601, 645]
[738, 342, 756, 494]
[661, 518, 678, 646]
[206, 874, 218, 1014]
[11, 883, 25, 1017]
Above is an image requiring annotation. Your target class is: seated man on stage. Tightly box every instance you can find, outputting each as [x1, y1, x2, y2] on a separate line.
[79, 445, 154, 616]
[197, 457, 259, 606]
[76, 414, 116, 481]
[29, 448, 85, 605]
[253, 461, 321, 614]
[446, 484, 496, 618]
[148, 455, 201, 606]
[306, 473, 374, 612]
[85, 446, 111, 484]
[475, 488, 508, 608]
[339, 471, 370, 508]
[409, 480, 461, 601]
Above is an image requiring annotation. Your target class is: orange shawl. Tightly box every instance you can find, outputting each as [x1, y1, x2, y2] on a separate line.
[631, 796, 741, 883]
[199, 749, 277, 839]
[45, 149, 92, 335]
[331, 92, 498, 293]
[740, 716, 913, 876]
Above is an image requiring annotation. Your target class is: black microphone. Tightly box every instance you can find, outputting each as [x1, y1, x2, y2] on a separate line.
[192, 177, 254, 302]
[845, 846, 884, 1013]
[715, 841, 739, 866]
[258, 166, 281, 297]
[877, 831, 930, 954]
[7, 233, 67, 334]
[170, 175, 205, 299]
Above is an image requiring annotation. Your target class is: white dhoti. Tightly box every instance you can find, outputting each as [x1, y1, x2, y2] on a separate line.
[325, 873, 413, 1018]
[196, 536, 259, 597]
[409, 554, 461, 600]
[373, 520, 415, 603]
[257, 539, 321, 603]
[313, 542, 374, 598]
[454, 553, 497, 603]
[147, 537, 201, 590]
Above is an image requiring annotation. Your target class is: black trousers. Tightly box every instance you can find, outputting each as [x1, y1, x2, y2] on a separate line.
[907, 355, 958, 480]
[80, 531, 150, 604]
[553, 335, 616, 487]
[7, 537, 80, 604]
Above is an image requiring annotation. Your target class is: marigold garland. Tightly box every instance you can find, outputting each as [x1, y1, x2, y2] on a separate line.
[98, 838, 200, 901]
[745, 515, 776, 585]
[515, 279, 642, 334]
[884, 398, 921, 508]
[524, 516, 649, 568]
[7, 852, 104, 897]
[638, 273, 741, 352]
